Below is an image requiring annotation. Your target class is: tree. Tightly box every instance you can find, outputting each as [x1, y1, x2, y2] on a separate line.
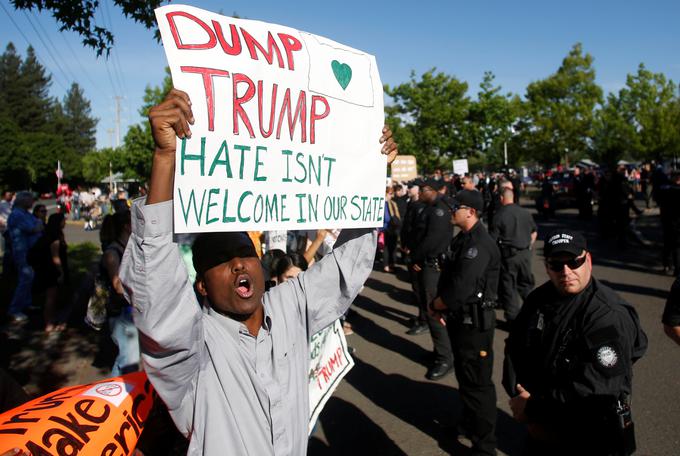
[11, 0, 163, 55]
[591, 93, 636, 167]
[0, 44, 53, 133]
[61, 82, 98, 156]
[467, 71, 522, 167]
[617, 64, 680, 162]
[0, 43, 61, 189]
[0, 43, 23, 116]
[521, 43, 603, 166]
[82, 147, 121, 183]
[0, 44, 96, 190]
[385, 69, 470, 173]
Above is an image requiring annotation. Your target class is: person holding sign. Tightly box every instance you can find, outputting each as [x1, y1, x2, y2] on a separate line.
[120, 89, 397, 455]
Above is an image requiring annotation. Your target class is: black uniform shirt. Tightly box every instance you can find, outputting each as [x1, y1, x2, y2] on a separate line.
[504, 278, 647, 446]
[410, 196, 453, 265]
[662, 276, 680, 327]
[489, 203, 537, 250]
[437, 221, 500, 313]
[401, 199, 426, 252]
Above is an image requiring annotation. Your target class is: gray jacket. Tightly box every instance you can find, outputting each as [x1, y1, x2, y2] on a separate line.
[120, 199, 376, 455]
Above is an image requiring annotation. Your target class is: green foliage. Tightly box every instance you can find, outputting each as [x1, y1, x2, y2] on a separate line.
[619, 64, 680, 161]
[62, 82, 98, 156]
[592, 64, 680, 166]
[467, 71, 522, 168]
[82, 148, 117, 183]
[385, 69, 470, 173]
[10, 0, 163, 56]
[521, 43, 603, 166]
[0, 43, 96, 191]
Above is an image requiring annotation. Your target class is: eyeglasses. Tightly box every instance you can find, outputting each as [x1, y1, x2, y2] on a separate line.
[452, 204, 470, 212]
[546, 254, 587, 272]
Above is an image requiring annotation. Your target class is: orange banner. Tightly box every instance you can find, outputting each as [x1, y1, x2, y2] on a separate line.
[0, 372, 155, 456]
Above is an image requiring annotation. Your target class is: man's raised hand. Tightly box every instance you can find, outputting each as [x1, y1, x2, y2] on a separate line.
[146, 89, 194, 204]
[380, 126, 398, 165]
[148, 89, 195, 155]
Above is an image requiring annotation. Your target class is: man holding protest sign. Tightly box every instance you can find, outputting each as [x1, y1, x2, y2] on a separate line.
[120, 83, 395, 455]
[119, 7, 394, 454]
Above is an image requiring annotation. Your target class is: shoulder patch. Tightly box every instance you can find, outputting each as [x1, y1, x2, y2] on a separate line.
[590, 339, 627, 377]
[435, 208, 445, 217]
[464, 247, 478, 259]
[596, 345, 619, 368]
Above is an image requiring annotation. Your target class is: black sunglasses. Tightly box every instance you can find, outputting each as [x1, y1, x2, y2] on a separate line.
[546, 254, 587, 272]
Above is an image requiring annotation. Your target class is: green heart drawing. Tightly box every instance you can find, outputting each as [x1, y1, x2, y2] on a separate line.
[331, 60, 352, 90]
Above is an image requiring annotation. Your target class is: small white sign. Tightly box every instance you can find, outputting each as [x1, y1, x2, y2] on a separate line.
[81, 381, 132, 407]
[308, 319, 354, 432]
[453, 159, 469, 176]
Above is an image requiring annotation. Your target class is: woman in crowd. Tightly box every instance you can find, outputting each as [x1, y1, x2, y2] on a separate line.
[275, 253, 309, 283]
[101, 210, 138, 375]
[32, 204, 47, 228]
[30, 213, 69, 332]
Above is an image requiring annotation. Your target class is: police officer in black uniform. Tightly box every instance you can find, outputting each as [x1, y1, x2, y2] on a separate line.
[489, 186, 537, 322]
[402, 179, 428, 335]
[657, 171, 680, 275]
[503, 229, 648, 456]
[485, 178, 513, 227]
[429, 190, 500, 455]
[662, 275, 680, 345]
[409, 178, 454, 380]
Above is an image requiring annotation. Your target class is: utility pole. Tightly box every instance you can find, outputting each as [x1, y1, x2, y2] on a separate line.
[504, 142, 508, 167]
[106, 128, 115, 149]
[114, 96, 123, 148]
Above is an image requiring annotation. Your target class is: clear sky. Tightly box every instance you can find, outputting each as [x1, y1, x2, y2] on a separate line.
[1, 0, 679, 150]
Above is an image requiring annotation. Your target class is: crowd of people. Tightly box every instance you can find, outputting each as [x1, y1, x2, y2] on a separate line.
[0, 88, 678, 456]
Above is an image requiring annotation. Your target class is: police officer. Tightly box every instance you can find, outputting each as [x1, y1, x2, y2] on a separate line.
[573, 166, 595, 219]
[489, 186, 537, 322]
[657, 171, 680, 275]
[409, 178, 454, 380]
[503, 229, 648, 455]
[662, 275, 680, 345]
[429, 189, 500, 455]
[485, 178, 513, 227]
[402, 179, 428, 335]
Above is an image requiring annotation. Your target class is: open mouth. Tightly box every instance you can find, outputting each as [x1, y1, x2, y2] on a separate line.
[234, 274, 254, 299]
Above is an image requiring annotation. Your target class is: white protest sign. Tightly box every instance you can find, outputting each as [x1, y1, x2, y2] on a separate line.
[453, 158, 469, 175]
[308, 319, 354, 432]
[155, 5, 386, 233]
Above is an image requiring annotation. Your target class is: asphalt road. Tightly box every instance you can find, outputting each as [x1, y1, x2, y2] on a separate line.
[9, 200, 678, 455]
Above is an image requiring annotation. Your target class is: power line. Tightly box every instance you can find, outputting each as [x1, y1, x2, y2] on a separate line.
[43, 10, 103, 95]
[0, 1, 67, 91]
[22, 10, 75, 87]
[94, 3, 123, 96]
[101, 0, 128, 96]
[58, 33, 102, 94]
[28, 11, 79, 85]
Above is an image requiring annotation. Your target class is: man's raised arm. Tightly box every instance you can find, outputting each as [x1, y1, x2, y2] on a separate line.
[146, 88, 195, 204]
[120, 89, 201, 434]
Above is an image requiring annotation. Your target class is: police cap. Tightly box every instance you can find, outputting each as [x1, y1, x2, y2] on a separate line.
[544, 229, 588, 258]
[422, 178, 445, 191]
[452, 189, 484, 212]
